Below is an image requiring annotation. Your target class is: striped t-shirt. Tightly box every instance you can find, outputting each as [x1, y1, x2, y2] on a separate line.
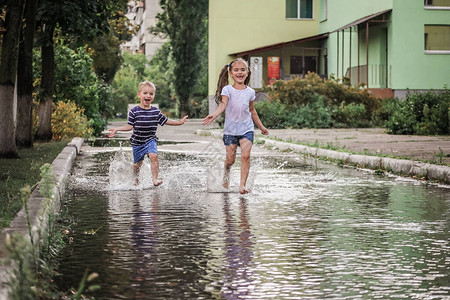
[128, 106, 168, 145]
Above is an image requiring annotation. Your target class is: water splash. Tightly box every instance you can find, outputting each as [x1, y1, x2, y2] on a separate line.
[206, 161, 256, 193]
[108, 149, 154, 190]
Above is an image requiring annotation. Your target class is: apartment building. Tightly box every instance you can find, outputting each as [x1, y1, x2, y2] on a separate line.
[121, 0, 165, 60]
[209, 0, 450, 100]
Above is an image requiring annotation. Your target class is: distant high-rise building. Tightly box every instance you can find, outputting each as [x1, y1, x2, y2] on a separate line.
[121, 0, 166, 60]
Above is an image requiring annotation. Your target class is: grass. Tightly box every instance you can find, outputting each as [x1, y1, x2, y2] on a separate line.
[0, 141, 68, 230]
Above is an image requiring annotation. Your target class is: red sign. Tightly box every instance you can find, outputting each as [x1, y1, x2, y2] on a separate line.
[267, 57, 280, 85]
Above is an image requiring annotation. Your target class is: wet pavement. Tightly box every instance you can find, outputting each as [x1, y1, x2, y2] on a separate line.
[106, 119, 450, 165]
[53, 120, 450, 299]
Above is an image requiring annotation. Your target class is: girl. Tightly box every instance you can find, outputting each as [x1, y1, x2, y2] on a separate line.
[109, 81, 188, 186]
[202, 58, 269, 194]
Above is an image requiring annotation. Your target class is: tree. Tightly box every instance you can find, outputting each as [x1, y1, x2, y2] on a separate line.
[151, 0, 208, 117]
[35, 0, 128, 141]
[16, 0, 38, 148]
[0, 0, 25, 157]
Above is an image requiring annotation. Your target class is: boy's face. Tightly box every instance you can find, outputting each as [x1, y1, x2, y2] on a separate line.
[138, 85, 155, 109]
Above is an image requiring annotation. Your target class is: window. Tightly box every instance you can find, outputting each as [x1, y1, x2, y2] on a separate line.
[290, 56, 317, 74]
[424, 0, 450, 7]
[424, 25, 450, 53]
[286, 0, 313, 19]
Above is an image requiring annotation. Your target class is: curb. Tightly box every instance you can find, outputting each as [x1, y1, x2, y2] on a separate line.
[196, 129, 450, 184]
[0, 137, 83, 299]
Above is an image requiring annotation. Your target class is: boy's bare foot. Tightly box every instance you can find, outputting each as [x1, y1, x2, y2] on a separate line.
[153, 180, 163, 186]
[239, 187, 249, 194]
[134, 178, 140, 186]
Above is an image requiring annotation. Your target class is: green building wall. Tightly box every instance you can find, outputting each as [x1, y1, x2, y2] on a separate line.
[390, 1, 450, 93]
[208, 0, 320, 96]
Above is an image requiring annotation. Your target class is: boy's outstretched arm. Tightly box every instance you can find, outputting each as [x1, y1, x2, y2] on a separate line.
[108, 124, 133, 137]
[165, 115, 188, 126]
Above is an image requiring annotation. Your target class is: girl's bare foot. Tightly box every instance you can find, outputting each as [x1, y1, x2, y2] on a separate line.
[153, 179, 163, 186]
[222, 177, 229, 189]
[240, 187, 249, 194]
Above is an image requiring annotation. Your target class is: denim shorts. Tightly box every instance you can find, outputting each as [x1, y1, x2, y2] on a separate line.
[223, 131, 254, 146]
[132, 139, 157, 164]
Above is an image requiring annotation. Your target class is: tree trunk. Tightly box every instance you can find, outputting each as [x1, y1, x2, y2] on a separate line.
[35, 24, 55, 142]
[0, 0, 25, 158]
[16, 0, 38, 148]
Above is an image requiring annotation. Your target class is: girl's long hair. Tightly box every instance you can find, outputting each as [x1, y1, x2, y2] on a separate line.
[214, 58, 251, 104]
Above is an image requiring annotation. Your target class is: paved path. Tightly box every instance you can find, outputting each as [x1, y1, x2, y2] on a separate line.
[268, 128, 450, 165]
[106, 119, 450, 183]
[107, 120, 449, 162]
[108, 120, 450, 165]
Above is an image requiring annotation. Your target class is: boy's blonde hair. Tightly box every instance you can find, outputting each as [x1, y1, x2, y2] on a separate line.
[138, 81, 156, 91]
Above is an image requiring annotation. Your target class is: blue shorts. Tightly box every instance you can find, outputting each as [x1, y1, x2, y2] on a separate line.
[132, 139, 157, 164]
[223, 131, 254, 146]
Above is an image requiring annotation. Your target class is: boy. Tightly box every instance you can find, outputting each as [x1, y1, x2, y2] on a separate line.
[108, 81, 188, 186]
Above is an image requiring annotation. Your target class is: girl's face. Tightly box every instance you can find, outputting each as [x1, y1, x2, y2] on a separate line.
[229, 61, 249, 85]
[138, 85, 156, 109]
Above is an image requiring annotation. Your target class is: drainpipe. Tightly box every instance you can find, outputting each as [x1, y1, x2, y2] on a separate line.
[342, 29, 345, 78]
[366, 21, 369, 89]
[358, 27, 360, 85]
[337, 31, 339, 78]
[349, 27, 352, 83]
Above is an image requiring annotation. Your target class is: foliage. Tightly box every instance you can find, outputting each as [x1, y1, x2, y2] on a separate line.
[87, 5, 139, 83]
[33, 42, 106, 135]
[111, 52, 144, 117]
[51, 101, 93, 141]
[87, 34, 124, 84]
[270, 73, 377, 116]
[331, 102, 369, 128]
[372, 97, 398, 127]
[146, 43, 177, 116]
[260, 73, 375, 129]
[385, 89, 449, 135]
[151, 0, 208, 116]
[256, 95, 331, 129]
[111, 46, 208, 119]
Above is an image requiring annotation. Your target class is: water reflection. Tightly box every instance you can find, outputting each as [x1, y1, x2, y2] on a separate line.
[130, 193, 160, 298]
[221, 195, 254, 299]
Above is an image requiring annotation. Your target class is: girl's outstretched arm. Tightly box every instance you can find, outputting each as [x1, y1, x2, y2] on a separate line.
[166, 115, 188, 126]
[108, 124, 133, 137]
[202, 96, 228, 125]
[250, 101, 269, 135]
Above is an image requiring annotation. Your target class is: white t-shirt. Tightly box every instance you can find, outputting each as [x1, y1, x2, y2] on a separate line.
[221, 85, 255, 135]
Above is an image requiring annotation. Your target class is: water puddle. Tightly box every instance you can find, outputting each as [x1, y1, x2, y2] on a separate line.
[56, 140, 450, 299]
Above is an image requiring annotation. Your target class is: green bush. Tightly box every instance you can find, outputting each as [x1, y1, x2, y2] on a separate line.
[332, 102, 369, 128]
[385, 89, 449, 135]
[372, 97, 398, 127]
[33, 42, 107, 135]
[270, 72, 377, 116]
[51, 101, 93, 141]
[259, 72, 376, 129]
[256, 95, 331, 129]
